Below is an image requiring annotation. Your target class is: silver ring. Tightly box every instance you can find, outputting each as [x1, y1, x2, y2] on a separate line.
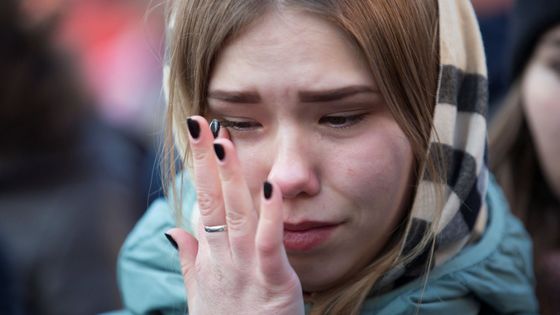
[204, 224, 228, 233]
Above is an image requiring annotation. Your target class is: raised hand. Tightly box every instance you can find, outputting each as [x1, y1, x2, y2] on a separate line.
[165, 116, 304, 315]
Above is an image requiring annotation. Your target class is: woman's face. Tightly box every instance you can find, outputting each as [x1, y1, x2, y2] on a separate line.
[522, 25, 560, 199]
[207, 9, 414, 292]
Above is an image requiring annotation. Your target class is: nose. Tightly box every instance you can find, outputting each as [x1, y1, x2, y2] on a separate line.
[267, 131, 320, 199]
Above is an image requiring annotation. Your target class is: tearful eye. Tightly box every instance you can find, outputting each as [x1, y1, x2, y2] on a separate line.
[221, 119, 261, 131]
[319, 114, 367, 128]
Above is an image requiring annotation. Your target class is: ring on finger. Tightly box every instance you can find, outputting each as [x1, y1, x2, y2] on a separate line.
[204, 224, 228, 233]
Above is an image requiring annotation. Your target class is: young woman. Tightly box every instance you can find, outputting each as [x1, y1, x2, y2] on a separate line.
[117, 1, 538, 314]
[489, 0, 560, 313]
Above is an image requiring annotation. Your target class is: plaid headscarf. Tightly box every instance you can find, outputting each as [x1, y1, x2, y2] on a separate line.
[376, 0, 489, 289]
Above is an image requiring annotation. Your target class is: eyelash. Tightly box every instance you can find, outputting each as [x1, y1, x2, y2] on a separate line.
[220, 113, 368, 132]
[319, 113, 368, 129]
[219, 119, 260, 131]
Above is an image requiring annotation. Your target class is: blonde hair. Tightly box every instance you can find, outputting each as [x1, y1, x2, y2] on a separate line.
[163, 1, 441, 314]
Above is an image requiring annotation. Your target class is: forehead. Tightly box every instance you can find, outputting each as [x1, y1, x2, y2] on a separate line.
[209, 8, 374, 91]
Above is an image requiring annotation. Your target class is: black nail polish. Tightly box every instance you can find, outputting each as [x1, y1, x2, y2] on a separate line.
[164, 233, 178, 250]
[187, 118, 200, 139]
[210, 119, 220, 139]
[263, 181, 273, 199]
[213, 143, 225, 161]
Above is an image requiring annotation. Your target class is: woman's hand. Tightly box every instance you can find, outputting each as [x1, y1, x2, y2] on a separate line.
[166, 116, 304, 315]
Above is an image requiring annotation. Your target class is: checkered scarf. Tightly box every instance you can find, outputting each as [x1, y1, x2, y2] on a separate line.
[376, 0, 489, 289]
[163, 0, 489, 291]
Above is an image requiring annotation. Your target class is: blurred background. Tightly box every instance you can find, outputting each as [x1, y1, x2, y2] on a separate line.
[23, 0, 165, 133]
[1, 0, 559, 314]
[0, 0, 165, 314]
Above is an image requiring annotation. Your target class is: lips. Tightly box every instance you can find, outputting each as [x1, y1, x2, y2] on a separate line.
[283, 221, 340, 252]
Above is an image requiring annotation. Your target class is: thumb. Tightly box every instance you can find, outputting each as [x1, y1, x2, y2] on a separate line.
[165, 228, 199, 281]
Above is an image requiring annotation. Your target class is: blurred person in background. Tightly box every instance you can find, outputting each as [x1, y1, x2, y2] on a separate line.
[0, 0, 157, 313]
[489, 0, 560, 314]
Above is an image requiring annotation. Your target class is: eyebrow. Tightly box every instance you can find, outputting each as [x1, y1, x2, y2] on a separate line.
[207, 90, 261, 103]
[299, 85, 378, 102]
[207, 85, 378, 104]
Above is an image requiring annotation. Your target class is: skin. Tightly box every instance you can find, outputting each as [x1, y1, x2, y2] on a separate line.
[167, 8, 414, 313]
[522, 25, 560, 199]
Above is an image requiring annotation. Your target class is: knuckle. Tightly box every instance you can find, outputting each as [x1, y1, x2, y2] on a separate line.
[256, 237, 278, 257]
[192, 149, 208, 163]
[225, 207, 247, 230]
[196, 191, 221, 216]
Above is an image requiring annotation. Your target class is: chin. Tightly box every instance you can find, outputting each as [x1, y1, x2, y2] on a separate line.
[300, 277, 338, 293]
[290, 250, 377, 294]
[292, 260, 346, 293]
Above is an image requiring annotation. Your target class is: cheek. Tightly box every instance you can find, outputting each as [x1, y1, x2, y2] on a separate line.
[523, 65, 560, 133]
[331, 125, 414, 210]
[522, 64, 560, 195]
[322, 124, 414, 275]
[234, 144, 271, 202]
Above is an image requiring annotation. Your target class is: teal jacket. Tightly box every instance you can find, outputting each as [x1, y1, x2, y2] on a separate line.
[115, 177, 539, 314]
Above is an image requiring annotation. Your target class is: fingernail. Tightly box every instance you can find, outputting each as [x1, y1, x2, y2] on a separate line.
[187, 118, 200, 139]
[210, 119, 220, 139]
[263, 181, 273, 199]
[213, 143, 225, 161]
[164, 233, 178, 250]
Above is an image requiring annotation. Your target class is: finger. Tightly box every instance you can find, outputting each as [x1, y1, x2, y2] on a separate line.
[187, 116, 231, 259]
[213, 139, 258, 263]
[209, 119, 231, 140]
[255, 181, 293, 285]
[187, 116, 228, 239]
[165, 228, 199, 287]
[218, 124, 231, 140]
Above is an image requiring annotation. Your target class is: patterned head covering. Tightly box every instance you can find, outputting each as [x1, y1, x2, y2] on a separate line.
[377, 0, 489, 289]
